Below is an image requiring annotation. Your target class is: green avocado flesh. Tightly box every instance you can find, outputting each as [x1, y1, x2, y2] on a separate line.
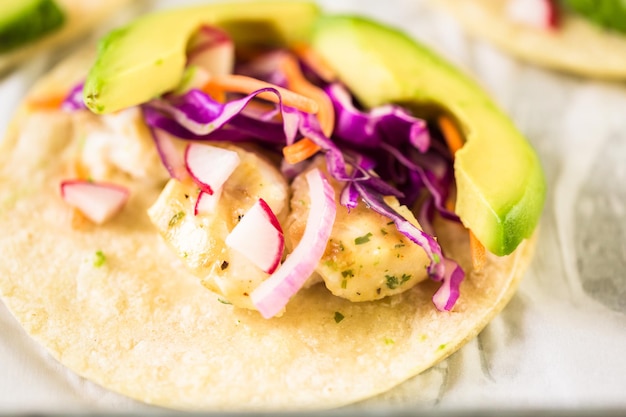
[563, 0, 626, 34]
[83, 1, 321, 114]
[0, 0, 65, 54]
[311, 16, 545, 256]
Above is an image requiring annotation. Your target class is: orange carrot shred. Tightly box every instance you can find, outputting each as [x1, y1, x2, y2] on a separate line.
[27, 95, 65, 111]
[205, 74, 319, 114]
[283, 138, 320, 165]
[292, 42, 337, 83]
[438, 114, 488, 266]
[469, 230, 486, 272]
[437, 115, 464, 156]
[280, 54, 336, 164]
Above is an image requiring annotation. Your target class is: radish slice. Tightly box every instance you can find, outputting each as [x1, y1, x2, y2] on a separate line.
[194, 188, 222, 215]
[225, 198, 285, 274]
[185, 143, 240, 194]
[251, 168, 336, 319]
[60, 180, 129, 224]
[187, 25, 234, 76]
[507, 0, 558, 29]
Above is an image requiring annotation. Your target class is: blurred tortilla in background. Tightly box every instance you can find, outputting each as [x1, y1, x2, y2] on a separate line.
[0, 0, 131, 73]
[432, 0, 626, 80]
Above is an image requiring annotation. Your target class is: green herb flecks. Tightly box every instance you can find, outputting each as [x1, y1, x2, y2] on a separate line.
[218, 298, 232, 305]
[93, 250, 107, 268]
[355, 232, 373, 245]
[385, 273, 411, 289]
[168, 211, 185, 227]
[334, 312, 345, 323]
[384, 337, 395, 345]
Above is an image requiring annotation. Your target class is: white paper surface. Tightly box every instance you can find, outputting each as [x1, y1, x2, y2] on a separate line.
[1, 0, 625, 412]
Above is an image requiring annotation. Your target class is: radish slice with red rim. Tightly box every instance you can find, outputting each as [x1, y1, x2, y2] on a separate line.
[225, 198, 285, 274]
[194, 188, 222, 216]
[251, 168, 336, 318]
[60, 180, 129, 224]
[506, 0, 558, 29]
[185, 143, 240, 194]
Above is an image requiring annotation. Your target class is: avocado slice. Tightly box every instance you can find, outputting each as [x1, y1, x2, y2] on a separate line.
[83, 1, 321, 114]
[0, 0, 65, 54]
[311, 16, 545, 256]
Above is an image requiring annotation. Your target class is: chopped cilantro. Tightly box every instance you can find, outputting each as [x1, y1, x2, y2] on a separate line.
[380, 228, 388, 235]
[354, 232, 373, 245]
[341, 269, 354, 278]
[438, 343, 447, 351]
[217, 298, 232, 305]
[384, 337, 395, 345]
[334, 312, 345, 323]
[385, 273, 411, 289]
[168, 211, 185, 227]
[93, 250, 106, 268]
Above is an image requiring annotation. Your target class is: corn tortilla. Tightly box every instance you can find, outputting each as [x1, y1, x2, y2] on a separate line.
[433, 0, 626, 80]
[0, 49, 537, 411]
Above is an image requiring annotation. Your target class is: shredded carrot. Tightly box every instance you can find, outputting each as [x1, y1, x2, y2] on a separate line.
[437, 115, 464, 156]
[202, 82, 226, 103]
[26, 95, 65, 111]
[204, 74, 319, 114]
[469, 230, 486, 272]
[279, 54, 336, 164]
[292, 42, 337, 83]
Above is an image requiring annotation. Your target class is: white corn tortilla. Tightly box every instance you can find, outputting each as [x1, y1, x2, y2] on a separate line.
[0, 49, 537, 411]
[433, 0, 626, 80]
[0, 0, 131, 73]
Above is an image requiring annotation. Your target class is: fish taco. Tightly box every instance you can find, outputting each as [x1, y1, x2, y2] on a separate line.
[433, 0, 626, 80]
[0, 1, 545, 411]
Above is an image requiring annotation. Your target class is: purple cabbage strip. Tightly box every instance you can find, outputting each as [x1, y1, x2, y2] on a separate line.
[61, 81, 86, 112]
[145, 88, 300, 145]
[326, 83, 430, 151]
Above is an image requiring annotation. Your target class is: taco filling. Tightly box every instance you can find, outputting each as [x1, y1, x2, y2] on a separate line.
[61, 25, 466, 318]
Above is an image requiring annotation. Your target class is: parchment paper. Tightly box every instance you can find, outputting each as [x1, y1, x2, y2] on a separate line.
[1, 0, 625, 412]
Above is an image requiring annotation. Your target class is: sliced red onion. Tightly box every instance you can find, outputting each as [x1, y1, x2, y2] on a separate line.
[225, 198, 285, 274]
[185, 143, 240, 195]
[195, 188, 222, 215]
[251, 168, 336, 318]
[60, 180, 129, 224]
[187, 25, 234, 76]
[506, 0, 558, 29]
[150, 126, 189, 181]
